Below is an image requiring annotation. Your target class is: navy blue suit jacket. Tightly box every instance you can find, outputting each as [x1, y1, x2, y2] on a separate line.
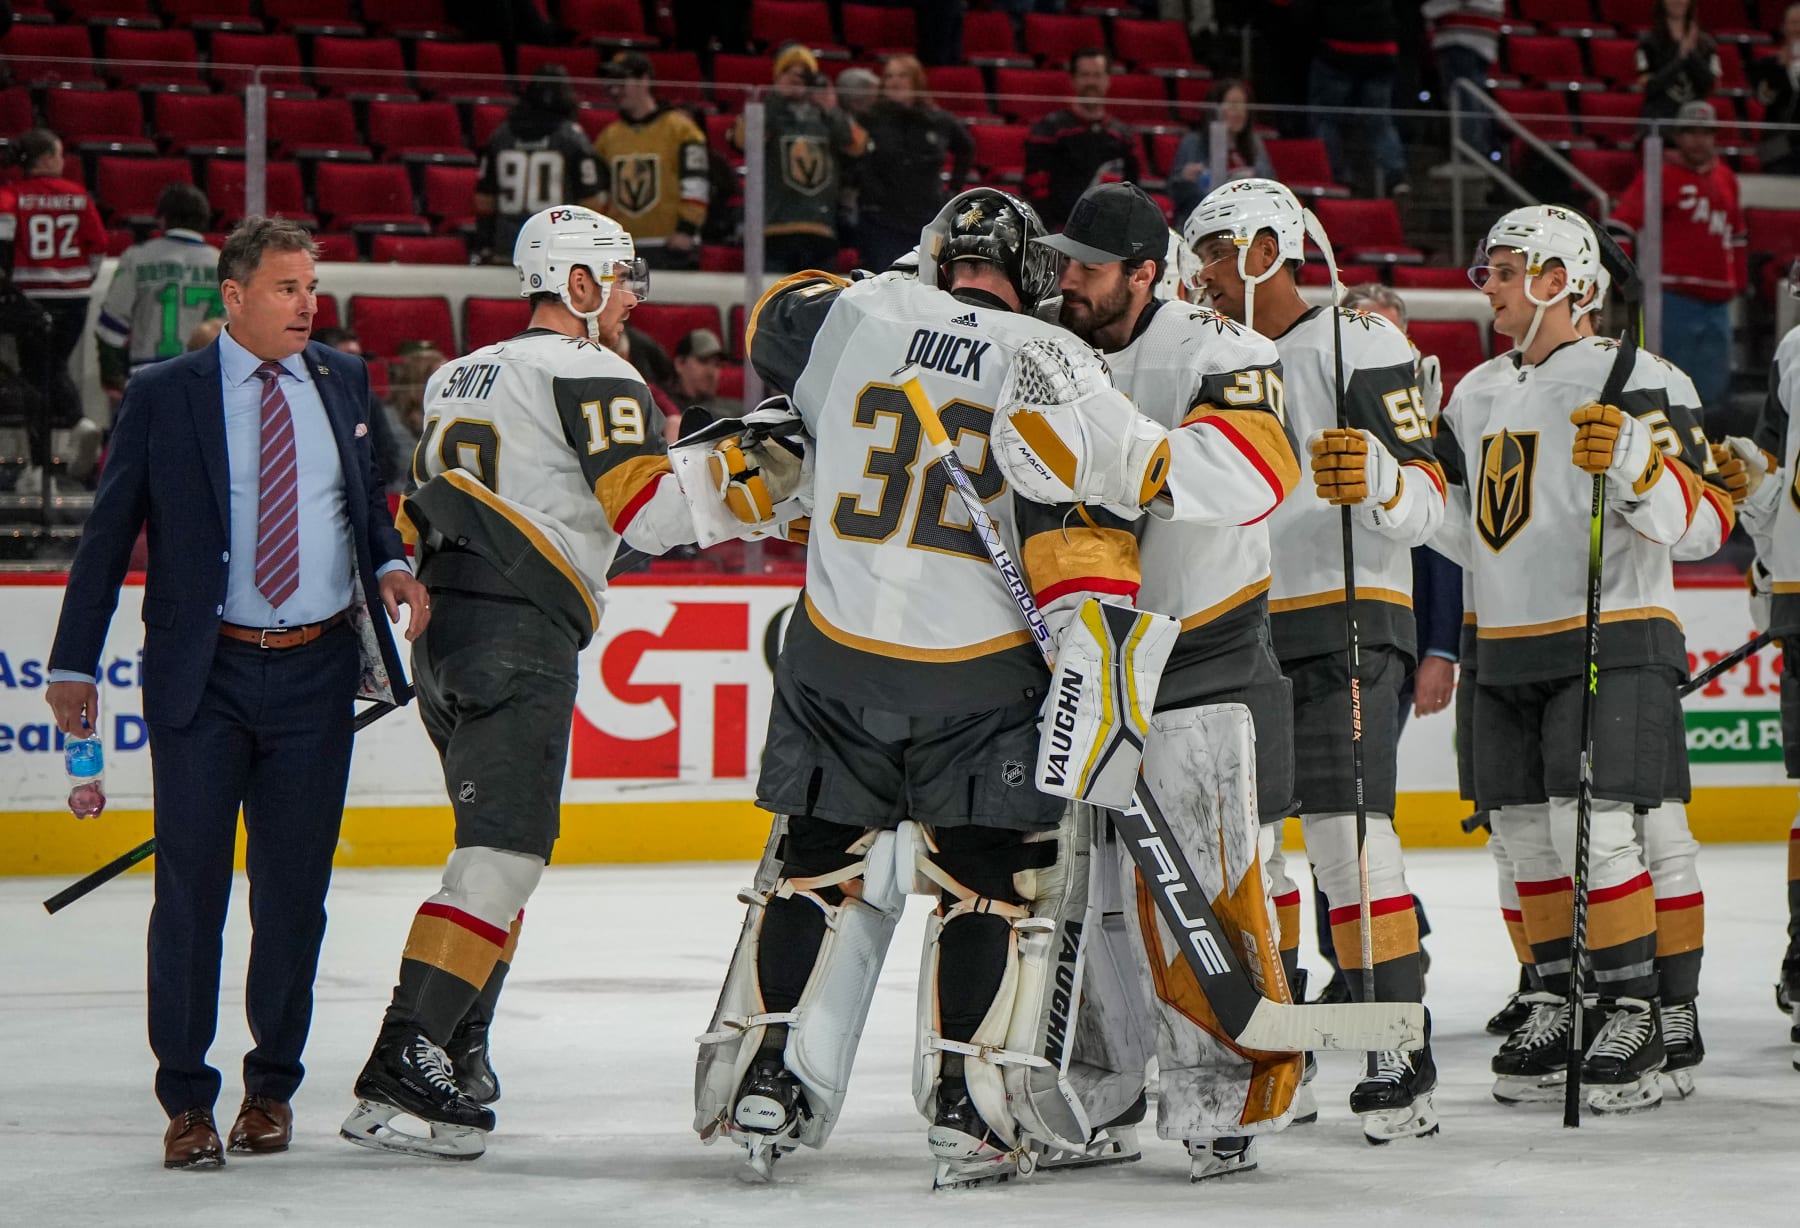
[1410, 545, 1464, 661]
[50, 338, 411, 728]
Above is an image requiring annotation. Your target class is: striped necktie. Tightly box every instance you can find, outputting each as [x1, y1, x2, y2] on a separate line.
[252, 360, 300, 610]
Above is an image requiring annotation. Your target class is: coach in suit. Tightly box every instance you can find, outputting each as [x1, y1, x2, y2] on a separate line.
[45, 216, 431, 1170]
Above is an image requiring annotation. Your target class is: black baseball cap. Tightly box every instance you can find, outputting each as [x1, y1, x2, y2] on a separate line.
[1034, 183, 1167, 265]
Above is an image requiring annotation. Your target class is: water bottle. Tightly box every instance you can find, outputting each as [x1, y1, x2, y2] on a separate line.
[65, 731, 107, 819]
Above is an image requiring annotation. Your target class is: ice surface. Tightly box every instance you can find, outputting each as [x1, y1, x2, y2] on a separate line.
[4, 846, 1796, 1227]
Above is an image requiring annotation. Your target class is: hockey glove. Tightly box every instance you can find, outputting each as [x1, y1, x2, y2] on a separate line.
[709, 434, 804, 524]
[1570, 402, 1660, 496]
[1309, 428, 1400, 509]
[1721, 435, 1775, 503]
[1418, 353, 1444, 419]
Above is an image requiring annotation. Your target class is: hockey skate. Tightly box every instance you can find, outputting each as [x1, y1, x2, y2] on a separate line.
[1030, 1091, 1145, 1176]
[1660, 999, 1703, 1099]
[1490, 993, 1572, 1105]
[1780, 959, 1800, 1069]
[446, 1017, 500, 1104]
[1487, 968, 1535, 1036]
[1582, 997, 1665, 1115]
[1187, 1135, 1257, 1182]
[340, 1026, 495, 1161]
[1351, 1043, 1439, 1144]
[928, 1080, 1019, 1190]
[728, 1058, 809, 1183]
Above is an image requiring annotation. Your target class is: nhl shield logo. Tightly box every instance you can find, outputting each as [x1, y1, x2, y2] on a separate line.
[612, 153, 659, 216]
[1477, 429, 1538, 552]
[1002, 760, 1027, 789]
[781, 134, 831, 195]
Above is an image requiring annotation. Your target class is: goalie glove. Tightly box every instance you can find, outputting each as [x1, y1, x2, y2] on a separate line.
[1570, 402, 1660, 498]
[671, 397, 813, 545]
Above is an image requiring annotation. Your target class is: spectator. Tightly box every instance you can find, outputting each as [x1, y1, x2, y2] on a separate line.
[856, 54, 975, 274]
[96, 184, 222, 400]
[596, 53, 709, 271]
[1611, 101, 1745, 423]
[313, 325, 404, 486]
[380, 341, 447, 488]
[835, 67, 881, 121]
[1422, 0, 1503, 168]
[1024, 49, 1141, 229]
[1308, 0, 1411, 194]
[731, 44, 870, 273]
[1637, 0, 1721, 123]
[1751, 3, 1800, 174]
[186, 316, 225, 352]
[666, 328, 732, 417]
[0, 129, 106, 438]
[1168, 79, 1274, 226]
[473, 66, 603, 265]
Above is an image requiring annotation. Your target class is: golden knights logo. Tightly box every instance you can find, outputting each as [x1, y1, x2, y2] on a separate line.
[781, 134, 831, 195]
[609, 154, 660, 216]
[1478, 429, 1539, 551]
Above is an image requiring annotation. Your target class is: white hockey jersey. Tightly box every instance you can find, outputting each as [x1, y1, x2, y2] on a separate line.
[1742, 325, 1800, 636]
[1265, 305, 1445, 662]
[748, 270, 1139, 714]
[401, 328, 695, 646]
[1101, 299, 1299, 700]
[1434, 336, 1703, 684]
[94, 230, 222, 374]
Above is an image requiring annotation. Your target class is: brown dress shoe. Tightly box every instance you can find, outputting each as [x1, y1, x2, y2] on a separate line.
[228, 1095, 293, 1154]
[164, 1108, 225, 1170]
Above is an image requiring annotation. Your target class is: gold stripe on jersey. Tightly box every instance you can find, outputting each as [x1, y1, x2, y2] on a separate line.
[1179, 407, 1301, 506]
[441, 469, 599, 631]
[1474, 605, 1683, 639]
[1178, 576, 1272, 633]
[1775, 581, 1800, 594]
[1022, 524, 1140, 603]
[1700, 485, 1736, 540]
[744, 269, 848, 356]
[596, 452, 671, 531]
[1663, 454, 1702, 527]
[802, 592, 1031, 662]
[1268, 587, 1412, 614]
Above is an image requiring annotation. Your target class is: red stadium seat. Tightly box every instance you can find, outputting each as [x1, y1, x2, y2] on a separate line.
[1596, 0, 1655, 31]
[1311, 198, 1424, 264]
[750, 2, 840, 53]
[643, 52, 707, 107]
[421, 163, 480, 233]
[46, 90, 153, 156]
[1144, 130, 1181, 180]
[315, 163, 427, 234]
[463, 297, 531, 351]
[574, 107, 620, 143]
[1105, 74, 1174, 128]
[563, 0, 657, 48]
[1171, 74, 1221, 125]
[95, 156, 194, 227]
[1574, 90, 1643, 146]
[471, 103, 511, 150]
[1409, 320, 1488, 397]
[350, 296, 457, 359]
[161, 0, 260, 31]
[705, 111, 743, 167]
[0, 89, 34, 138]
[713, 54, 775, 111]
[1514, 0, 1607, 33]
[369, 234, 467, 264]
[207, 159, 315, 227]
[312, 234, 359, 263]
[1715, 42, 1748, 95]
[517, 45, 601, 81]
[311, 36, 417, 101]
[1586, 38, 1641, 88]
[105, 227, 135, 256]
[0, 25, 99, 88]
[699, 246, 745, 273]
[964, 9, 1030, 67]
[1391, 266, 1477, 290]
[841, 4, 917, 55]
[1569, 147, 1642, 205]
[361, 0, 454, 38]
[263, 0, 363, 37]
[930, 65, 992, 122]
[1504, 35, 1599, 89]
[268, 97, 373, 162]
[1265, 138, 1348, 198]
[1022, 13, 1104, 67]
[62, 0, 158, 28]
[155, 93, 247, 157]
[103, 29, 207, 93]
[718, 362, 745, 402]
[209, 33, 309, 95]
[1298, 261, 1378, 286]
[365, 101, 477, 166]
[1111, 20, 1196, 74]
[729, 304, 746, 355]
[1491, 88, 1589, 148]
[631, 303, 725, 357]
[413, 40, 511, 105]
[993, 68, 1071, 124]
[1698, 0, 1761, 41]
[972, 123, 1029, 181]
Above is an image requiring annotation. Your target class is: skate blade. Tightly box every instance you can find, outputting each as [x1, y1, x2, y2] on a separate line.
[339, 1099, 486, 1161]
[1031, 1127, 1142, 1173]
[1663, 1068, 1697, 1099]
[1585, 1075, 1663, 1115]
[1189, 1144, 1258, 1183]
[735, 1137, 788, 1184]
[1491, 1072, 1565, 1106]
[1290, 1083, 1319, 1125]
[1359, 1094, 1440, 1144]
[933, 1158, 1017, 1191]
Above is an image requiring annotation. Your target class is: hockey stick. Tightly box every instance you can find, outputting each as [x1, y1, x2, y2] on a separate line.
[42, 699, 398, 915]
[1679, 630, 1774, 699]
[896, 373, 1424, 1054]
[1301, 210, 1378, 1074]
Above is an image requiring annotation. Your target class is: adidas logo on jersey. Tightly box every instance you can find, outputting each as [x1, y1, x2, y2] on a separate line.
[949, 312, 979, 327]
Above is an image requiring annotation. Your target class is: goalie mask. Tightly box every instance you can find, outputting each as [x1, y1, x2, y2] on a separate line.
[919, 187, 1058, 313]
[514, 205, 650, 344]
[1181, 177, 1305, 331]
[1469, 205, 1599, 352]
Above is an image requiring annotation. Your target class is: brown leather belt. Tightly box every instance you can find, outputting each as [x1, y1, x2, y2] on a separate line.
[219, 610, 346, 649]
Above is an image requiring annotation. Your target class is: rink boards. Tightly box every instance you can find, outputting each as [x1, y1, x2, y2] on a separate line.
[1, 572, 1792, 876]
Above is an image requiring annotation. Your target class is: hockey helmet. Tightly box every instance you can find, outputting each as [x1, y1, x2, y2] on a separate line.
[918, 187, 1058, 312]
[1181, 178, 1306, 328]
[514, 205, 648, 343]
[1471, 205, 1600, 348]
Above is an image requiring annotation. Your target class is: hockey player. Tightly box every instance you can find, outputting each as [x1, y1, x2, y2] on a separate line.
[693, 187, 1171, 1189]
[1433, 205, 1707, 1114]
[341, 206, 717, 1160]
[1182, 178, 1445, 1143]
[1003, 181, 1303, 1180]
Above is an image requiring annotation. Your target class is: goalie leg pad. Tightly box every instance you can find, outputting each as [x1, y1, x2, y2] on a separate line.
[1036, 598, 1178, 809]
[694, 817, 907, 1150]
[1126, 704, 1303, 1142]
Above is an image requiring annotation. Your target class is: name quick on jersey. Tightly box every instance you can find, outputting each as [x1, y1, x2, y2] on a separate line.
[440, 363, 502, 400]
[904, 328, 991, 381]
